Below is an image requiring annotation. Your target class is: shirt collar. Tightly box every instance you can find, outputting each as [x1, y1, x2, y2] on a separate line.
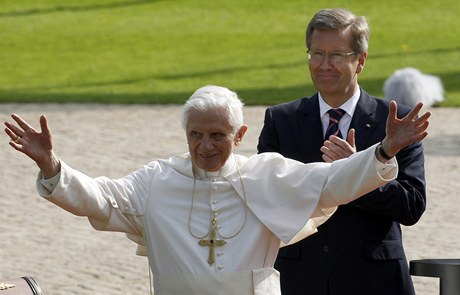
[193, 154, 237, 180]
[318, 88, 361, 118]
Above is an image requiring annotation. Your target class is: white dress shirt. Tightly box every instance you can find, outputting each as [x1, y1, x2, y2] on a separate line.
[319, 88, 361, 139]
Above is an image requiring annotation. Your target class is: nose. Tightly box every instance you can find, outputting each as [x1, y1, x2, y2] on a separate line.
[200, 137, 215, 150]
[319, 55, 333, 69]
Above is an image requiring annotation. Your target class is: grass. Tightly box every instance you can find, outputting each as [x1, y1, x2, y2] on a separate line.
[0, 0, 459, 105]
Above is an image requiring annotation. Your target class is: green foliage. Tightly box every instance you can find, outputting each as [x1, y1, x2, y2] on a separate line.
[1, 0, 459, 105]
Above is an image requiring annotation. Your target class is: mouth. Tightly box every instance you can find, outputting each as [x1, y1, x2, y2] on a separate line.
[317, 73, 337, 79]
[199, 153, 218, 159]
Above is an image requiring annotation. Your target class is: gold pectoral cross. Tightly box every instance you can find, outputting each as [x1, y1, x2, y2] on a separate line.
[199, 219, 226, 266]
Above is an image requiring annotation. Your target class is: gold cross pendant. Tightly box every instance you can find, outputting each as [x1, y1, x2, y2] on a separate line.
[199, 225, 226, 266]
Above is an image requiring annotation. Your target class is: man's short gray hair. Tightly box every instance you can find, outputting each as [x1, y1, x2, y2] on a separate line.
[181, 85, 245, 133]
[306, 8, 370, 53]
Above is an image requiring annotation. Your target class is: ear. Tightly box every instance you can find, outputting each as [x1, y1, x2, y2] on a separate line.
[234, 125, 248, 146]
[356, 52, 367, 74]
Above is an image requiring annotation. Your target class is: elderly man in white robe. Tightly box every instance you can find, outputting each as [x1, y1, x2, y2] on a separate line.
[4, 85, 430, 295]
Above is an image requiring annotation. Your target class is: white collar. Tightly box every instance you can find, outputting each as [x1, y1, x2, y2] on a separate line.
[192, 154, 237, 180]
[318, 88, 360, 118]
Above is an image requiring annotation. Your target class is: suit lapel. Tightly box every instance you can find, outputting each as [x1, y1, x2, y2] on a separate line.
[351, 91, 381, 151]
[295, 94, 325, 162]
[293, 91, 383, 161]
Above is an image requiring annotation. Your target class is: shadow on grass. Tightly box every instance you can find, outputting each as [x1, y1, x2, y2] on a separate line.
[0, 41, 458, 105]
[1, 70, 458, 105]
[0, 0, 157, 17]
[370, 47, 460, 59]
[8, 60, 306, 93]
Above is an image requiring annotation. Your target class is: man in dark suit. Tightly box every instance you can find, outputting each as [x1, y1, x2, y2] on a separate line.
[257, 8, 425, 295]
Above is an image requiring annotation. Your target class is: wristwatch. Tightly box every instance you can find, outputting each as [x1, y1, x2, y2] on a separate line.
[378, 143, 393, 160]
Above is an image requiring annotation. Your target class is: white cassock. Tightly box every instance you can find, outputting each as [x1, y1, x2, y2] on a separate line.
[37, 143, 397, 295]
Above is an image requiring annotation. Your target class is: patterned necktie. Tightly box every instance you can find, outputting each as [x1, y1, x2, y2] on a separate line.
[324, 108, 345, 140]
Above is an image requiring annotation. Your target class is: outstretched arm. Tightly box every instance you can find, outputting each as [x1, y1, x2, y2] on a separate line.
[4, 114, 61, 178]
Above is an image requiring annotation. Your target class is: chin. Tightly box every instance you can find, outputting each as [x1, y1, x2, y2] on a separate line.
[197, 162, 220, 172]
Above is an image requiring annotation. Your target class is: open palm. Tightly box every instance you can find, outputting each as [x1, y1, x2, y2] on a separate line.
[5, 114, 57, 174]
[383, 101, 431, 156]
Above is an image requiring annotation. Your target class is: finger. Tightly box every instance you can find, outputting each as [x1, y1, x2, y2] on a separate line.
[327, 136, 356, 157]
[11, 113, 34, 132]
[406, 121, 430, 145]
[322, 141, 347, 160]
[405, 102, 424, 121]
[4, 121, 24, 137]
[39, 115, 51, 136]
[347, 129, 355, 147]
[322, 139, 341, 153]
[388, 100, 398, 121]
[415, 131, 429, 142]
[9, 140, 23, 151]
[408, 116, 430, 136]
[415, 111, 432, 125]
[415, 121, 430, 135]
[6, 131, 24, 151]
[320, 145, 337, 160]
[4, 127, 21, 142]
[409, 131, 429, 145]
[327, 135, 347, 146]
[322, 153, 334, 163]
[320, 145, 330, 154]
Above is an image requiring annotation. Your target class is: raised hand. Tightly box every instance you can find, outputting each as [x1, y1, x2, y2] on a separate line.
[4, 114, 60, 178]
[381, 101, 431, 157]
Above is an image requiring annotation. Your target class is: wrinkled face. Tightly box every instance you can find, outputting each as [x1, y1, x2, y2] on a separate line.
[186, 108, 243, 172]
[308, 27, 366, 104]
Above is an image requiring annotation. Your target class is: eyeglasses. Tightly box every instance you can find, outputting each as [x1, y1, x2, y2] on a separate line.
[307, 50, 358, 64]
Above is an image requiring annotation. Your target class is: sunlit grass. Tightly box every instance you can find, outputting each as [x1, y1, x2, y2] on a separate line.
[0, 0, 458, 105]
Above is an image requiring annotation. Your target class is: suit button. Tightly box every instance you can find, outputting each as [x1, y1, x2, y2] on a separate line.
[322, 245, 329, 253]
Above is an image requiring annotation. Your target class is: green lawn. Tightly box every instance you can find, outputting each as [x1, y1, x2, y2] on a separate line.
[1, 0, 459, 105]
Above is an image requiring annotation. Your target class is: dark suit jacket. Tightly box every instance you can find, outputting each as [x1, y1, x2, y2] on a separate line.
[257, 90, 425, 295]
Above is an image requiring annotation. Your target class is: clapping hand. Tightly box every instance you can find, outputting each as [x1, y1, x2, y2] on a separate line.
[321, 129, 357, 163]
[321, 101, 430, 163]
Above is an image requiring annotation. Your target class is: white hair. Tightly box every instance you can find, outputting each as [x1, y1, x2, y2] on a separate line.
[181, 85, 245, 133]
[383, 67, 444, 107]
